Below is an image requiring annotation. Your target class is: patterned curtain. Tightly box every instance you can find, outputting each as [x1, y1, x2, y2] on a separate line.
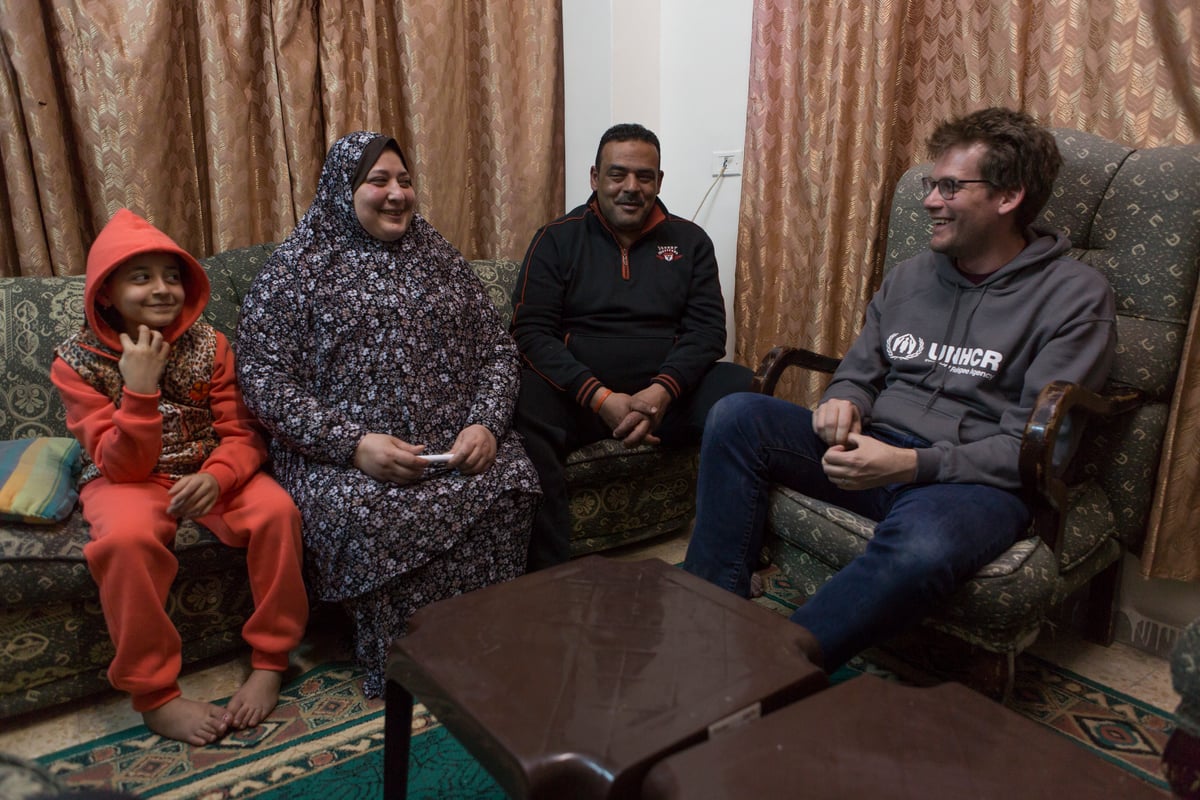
[0, 0, 563, 276]
[736, 0, 1200, 579]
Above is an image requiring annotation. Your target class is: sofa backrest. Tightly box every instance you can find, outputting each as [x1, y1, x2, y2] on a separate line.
[883, 129, 1200, 550]
[469, 259, 523, 325]
[0, 245, 524, 441]
[0, 274, 85, 439]
[199, 243, 278, 336]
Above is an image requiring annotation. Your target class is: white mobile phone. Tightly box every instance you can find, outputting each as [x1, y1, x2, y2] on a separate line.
[418, 453, 454, 464]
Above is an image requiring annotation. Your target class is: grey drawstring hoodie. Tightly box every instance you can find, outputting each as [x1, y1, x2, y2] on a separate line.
[823, 225, 1116, 489]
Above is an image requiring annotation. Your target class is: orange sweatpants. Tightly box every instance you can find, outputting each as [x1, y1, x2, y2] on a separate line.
[80, 472, 309, 712]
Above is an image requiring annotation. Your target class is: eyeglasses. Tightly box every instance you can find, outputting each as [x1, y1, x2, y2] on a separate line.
[920, 176, 994, 200]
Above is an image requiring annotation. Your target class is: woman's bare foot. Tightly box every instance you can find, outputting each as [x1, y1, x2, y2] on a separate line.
[143, 697, 231, 745]
[227, 669, 283, 729]
[750, 571, 765, 598]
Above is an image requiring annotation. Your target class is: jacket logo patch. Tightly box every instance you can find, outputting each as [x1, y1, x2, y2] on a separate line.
[656, 245, 682, 262]
[189, 381, 211, 403]
[886, 332, 925, 361]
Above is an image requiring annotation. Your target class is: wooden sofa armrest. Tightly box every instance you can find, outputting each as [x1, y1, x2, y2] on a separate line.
[1019, 380, 1144, 558]
[752, 346, 842, 396]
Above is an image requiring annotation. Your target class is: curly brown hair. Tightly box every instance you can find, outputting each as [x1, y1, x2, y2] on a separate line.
[927, 108, 1062, 228]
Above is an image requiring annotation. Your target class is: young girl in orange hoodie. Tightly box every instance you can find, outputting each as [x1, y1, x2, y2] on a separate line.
[51, 209, 308, 746]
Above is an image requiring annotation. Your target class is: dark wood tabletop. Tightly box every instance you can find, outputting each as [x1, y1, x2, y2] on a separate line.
[384, 555, 827, 799]
[641, 673, 1170, 799]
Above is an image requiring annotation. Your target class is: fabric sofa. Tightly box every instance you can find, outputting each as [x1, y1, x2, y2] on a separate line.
[0, 245, 699, 719]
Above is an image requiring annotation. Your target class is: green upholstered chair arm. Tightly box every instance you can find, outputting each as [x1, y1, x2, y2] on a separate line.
[1019, 380, 1144, 558]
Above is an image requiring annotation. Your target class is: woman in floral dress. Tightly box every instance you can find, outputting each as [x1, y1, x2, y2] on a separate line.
[235, 131, 541, 695]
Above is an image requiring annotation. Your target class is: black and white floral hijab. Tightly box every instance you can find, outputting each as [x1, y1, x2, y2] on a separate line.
[281, 130, 422, 261]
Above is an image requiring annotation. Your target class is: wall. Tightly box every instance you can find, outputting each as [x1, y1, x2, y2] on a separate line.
[561, 0, 1197, 660]
[563, 0, 752, 359]
[1120, 557, 1200, 658]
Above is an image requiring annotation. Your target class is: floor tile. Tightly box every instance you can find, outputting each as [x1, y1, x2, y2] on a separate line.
[1027, 626, 1173, 709]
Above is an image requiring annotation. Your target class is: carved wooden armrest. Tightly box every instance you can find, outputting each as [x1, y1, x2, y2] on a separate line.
[752, 345, 842, 396]
[1019, 380, 1144, 558]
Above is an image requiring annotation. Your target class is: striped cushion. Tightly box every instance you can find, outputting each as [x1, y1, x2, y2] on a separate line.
[0, 438, 81, 524]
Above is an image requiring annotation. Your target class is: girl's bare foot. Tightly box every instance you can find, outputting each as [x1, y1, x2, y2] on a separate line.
[227, 668, 283, 729]
[143, 697, 230, 745]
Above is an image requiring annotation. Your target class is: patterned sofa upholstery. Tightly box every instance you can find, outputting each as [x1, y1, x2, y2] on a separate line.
[1165, 618, 1200, 797]
[760, 129, 1200, 694]
[0, 245, 698, 719]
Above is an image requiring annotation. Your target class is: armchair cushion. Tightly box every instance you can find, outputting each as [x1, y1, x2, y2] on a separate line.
[767, 487, 1060, 649]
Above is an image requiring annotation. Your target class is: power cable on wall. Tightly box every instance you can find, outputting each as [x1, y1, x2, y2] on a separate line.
[692, 155, 732, 221]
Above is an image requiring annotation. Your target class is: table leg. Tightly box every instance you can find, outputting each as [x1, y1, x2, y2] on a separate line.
[384, 678, 413, 800]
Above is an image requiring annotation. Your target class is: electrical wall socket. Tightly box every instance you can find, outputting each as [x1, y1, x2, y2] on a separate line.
[711, 150, 743, 177]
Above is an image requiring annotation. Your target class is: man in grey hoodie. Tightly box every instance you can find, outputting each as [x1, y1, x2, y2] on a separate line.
[682, 107, 1116, 671]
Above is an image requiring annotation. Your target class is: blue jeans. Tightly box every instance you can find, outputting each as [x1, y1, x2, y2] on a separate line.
[681, 392, 1030, 669]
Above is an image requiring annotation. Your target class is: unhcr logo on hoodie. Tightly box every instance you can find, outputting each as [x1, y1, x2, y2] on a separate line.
[887, 332, 1004, 378]
[886, 332, 924, 360]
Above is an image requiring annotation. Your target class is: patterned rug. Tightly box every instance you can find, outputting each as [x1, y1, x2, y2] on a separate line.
[38, 663, 502, 799]
[38, 571, 1174, 798]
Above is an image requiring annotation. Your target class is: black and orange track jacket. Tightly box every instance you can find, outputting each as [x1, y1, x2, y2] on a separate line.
[509, 194, 728, 410]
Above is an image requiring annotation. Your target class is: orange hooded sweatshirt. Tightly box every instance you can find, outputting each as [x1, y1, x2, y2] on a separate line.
[51, 208, 268, 495]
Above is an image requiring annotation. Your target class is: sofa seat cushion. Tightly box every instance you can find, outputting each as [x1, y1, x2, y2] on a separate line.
[565, 439, 699, 554]
[0, 580, 254, 719]
[0, 513, 254, 718]
[0, 515, 246, 609]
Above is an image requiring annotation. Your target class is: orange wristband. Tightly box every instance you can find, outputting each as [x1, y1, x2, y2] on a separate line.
[591, 388, 613, 413]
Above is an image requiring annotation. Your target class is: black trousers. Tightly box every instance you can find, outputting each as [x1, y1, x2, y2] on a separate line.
[514, 361, 754, 570]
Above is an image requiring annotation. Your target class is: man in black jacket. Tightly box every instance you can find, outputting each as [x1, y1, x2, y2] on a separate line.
[511, 123, 752, 570]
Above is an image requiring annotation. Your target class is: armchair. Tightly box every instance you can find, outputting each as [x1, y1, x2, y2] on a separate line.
[756, 128, 1200, 695]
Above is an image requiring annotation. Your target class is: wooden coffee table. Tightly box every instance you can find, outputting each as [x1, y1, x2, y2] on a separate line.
[640, 673, 1169, 799]
[384, 555, 827, 799]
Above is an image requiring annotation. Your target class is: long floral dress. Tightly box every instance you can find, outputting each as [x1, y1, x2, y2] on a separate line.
[234, 131, 541, 695]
